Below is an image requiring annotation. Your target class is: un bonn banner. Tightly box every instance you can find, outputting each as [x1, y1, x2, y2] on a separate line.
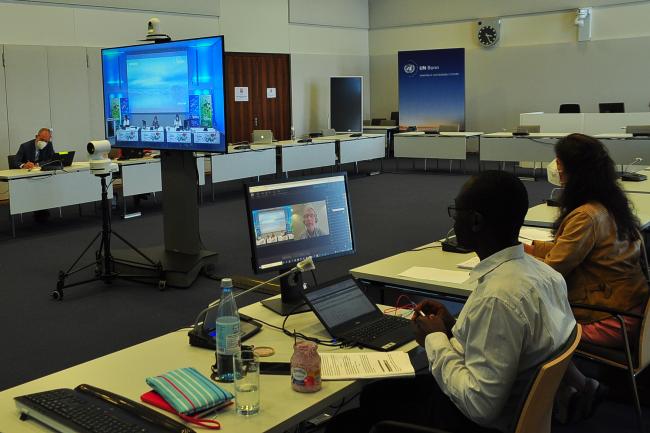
[398, 48, 465, 130]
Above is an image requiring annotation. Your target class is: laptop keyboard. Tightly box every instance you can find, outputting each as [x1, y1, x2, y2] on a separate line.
[345, 315, 411, 342]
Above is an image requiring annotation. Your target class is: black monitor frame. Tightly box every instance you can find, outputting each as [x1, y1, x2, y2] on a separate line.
[100, 35, 227, 153]
[599, 102, 625, 114]
[244, 172, 356, 315]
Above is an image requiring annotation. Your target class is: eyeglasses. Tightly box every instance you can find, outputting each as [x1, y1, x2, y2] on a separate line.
[447, 205, 474, 219]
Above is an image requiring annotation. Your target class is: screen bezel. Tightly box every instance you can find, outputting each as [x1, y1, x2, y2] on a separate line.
[100, 35, 228, 154]
[244, 172, 356, 274]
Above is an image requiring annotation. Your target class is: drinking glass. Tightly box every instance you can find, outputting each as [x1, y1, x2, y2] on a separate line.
[233, 349, 260, 415]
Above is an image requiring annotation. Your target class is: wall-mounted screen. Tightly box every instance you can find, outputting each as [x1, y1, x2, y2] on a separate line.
[101, 36, 227, 153]
[330, 76, 362, 133]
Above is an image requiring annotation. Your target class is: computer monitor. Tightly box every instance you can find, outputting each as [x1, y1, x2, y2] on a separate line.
[101, 36, 226, 153]
[244, 173, 356, 315]
[330, 76, 363, 133]
[599, 102, 625, 113]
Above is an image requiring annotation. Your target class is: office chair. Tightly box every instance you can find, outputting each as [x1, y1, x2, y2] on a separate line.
[573, 300, 650, 433]
[517, 125, 541, 133]
[251, 129, 274, 144]
[391, 111, 399, 123]
[379, 119, 397, 126]
[438, 124, 460, 132]
[363, 119, 371, 126]
[371, 118, 386, 126]
[559, 104, 581, 113]
[599, 102, 625, 113]
[321, 128, 336, 137]
[7, 155, 17, 169]
[626, 125, 650, 136]
[369, 326, 581, 433]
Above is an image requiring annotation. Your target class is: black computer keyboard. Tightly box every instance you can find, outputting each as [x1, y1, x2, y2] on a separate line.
[15, 385, 195, 433]
[346, 315, 411, 341]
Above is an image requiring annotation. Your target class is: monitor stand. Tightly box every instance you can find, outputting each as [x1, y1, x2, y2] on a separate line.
[113, 150, 218, 288]
[261, 269, 311, 316]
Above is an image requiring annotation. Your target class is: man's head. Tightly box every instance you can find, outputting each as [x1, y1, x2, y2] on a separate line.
[450, 170, 528, 252]
[36, 128, 52, 143]
[302, 206, 318, 233]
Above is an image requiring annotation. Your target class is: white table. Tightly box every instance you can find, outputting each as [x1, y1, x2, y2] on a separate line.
[394, 132, 482, 171]
[0, 162, 112, 237]
[208, 145, 277, 199]
[315, 134, 385, 171]
[274, 139, 337, 176]
[116, 156, 207, 218]
[595, 134, 650, 166]
[363, 125, 399, 154]
[480, 132, 564, 164]
[524, 193, 650, 230]
[0, 300, 417, 433]
[520, 112, 650, 135]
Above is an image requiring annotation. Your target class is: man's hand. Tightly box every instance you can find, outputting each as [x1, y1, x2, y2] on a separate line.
[22, 161, 35, 170]
[412, 300, 455, 332]
[413, 314, 447, 347]
[523, 243, 535, 255]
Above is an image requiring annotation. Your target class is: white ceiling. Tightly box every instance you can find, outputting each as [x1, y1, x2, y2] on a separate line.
[369, 0, 646, 28]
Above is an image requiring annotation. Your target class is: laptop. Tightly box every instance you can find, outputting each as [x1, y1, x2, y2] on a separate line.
[40, 151, 75, 171]
[252, 130, 273, 144]
[301, 277, 414, 351]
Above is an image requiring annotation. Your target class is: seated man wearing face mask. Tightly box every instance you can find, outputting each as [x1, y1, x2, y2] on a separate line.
[13, 128, 55, 169]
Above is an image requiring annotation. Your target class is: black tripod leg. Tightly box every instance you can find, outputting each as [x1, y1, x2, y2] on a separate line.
[112, 230, 158, 266]
[63, 232, 102, 275]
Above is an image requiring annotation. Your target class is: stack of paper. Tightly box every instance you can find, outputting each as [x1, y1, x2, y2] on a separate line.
[320, 352, 415, 380]
[519, 227, 554, 244]
[398, 266, 470, 284]
[457, 256, 480, 270]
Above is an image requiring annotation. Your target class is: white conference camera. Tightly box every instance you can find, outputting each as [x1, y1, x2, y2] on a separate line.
[144, 17, 171, 42]
[575, 8, 590, 27]
[87, 140, 117, 176]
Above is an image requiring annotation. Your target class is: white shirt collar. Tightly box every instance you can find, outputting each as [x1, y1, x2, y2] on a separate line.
[466, 243, 525, 285]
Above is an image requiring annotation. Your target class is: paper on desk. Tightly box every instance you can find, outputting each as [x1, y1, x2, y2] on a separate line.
[519, 227, 554, 245]
[457, 256, 480, 270]
[320, 351, 415, 380]
[399, 266, 470, 284]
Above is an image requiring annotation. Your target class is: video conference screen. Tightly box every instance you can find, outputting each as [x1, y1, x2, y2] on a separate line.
[330, 76, 362, 133]
[101, 36, 226, 153]
[246, 174, 355, 272]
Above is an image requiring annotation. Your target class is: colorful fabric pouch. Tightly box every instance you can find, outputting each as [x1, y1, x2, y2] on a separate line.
[145, 367, 233, 415]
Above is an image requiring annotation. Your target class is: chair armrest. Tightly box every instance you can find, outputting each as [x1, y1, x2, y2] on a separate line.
[570, 303, 644, 320]
[370, 421, 449, 433]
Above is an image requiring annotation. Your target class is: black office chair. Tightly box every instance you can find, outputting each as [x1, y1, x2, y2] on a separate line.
[599, 102, 625, 113]
[371, 118, 386, 126]
[559, 104, 581, 113]
[391, 111, 399, 123]
[7, 155, 17, 169]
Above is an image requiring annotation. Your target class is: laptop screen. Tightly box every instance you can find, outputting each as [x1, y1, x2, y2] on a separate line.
[304, 279, 377, 330]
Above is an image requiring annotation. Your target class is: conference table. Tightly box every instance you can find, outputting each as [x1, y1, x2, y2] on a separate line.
[0, 162, 113, 237]
[315, 134, 385, 171]
[0, 299, 418, 433]
[393, 132, 483, 171]
[208, 145, 277, 199]
[524, 193, 650, 229]
[362, 125, 399, 156]
[268, 139, 337, 177]
[594, 134, 650, 166]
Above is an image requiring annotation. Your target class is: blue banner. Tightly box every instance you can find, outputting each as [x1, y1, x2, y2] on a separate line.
[398, 48, 465, 130]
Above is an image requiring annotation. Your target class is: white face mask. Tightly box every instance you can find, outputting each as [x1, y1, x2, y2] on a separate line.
[547, 158, 562, 186]
[36, 140, 48, 150]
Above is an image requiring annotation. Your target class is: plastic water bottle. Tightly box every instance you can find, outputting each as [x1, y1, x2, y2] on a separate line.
[215, 278, 241, 382]
[290, 126, 296, 141]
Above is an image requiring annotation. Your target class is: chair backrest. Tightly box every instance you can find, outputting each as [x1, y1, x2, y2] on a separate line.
[438, 124, 459, 132]
[379, 119, 397, 126]
[559, 104, 581, 113]
[626, 125, 650, 135]
[634, 296, 650, 370]
[599, 102, 625, 113]
[514, 325, 581, 433]
[321, 128, 336, 137]
[517, 124, 541, 133]
[251, 129, 273, 144]
[371, 118, 385, 126]
[363, 119, 371, 126]
[7, 155, 16, 169]
[390, 111, 399, 123]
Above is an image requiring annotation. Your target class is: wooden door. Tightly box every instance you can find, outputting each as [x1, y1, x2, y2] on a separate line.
[225, 53, 291, 144]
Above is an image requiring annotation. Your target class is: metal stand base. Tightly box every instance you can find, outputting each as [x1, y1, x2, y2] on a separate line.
[261, 298, 311, 316]
[53, 175, 163, 300]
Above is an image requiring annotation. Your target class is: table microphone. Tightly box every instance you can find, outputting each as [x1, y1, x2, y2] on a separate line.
[621, 158, 647, 182]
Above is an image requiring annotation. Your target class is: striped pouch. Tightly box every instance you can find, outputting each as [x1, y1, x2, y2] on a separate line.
[145, 367, 233, 415]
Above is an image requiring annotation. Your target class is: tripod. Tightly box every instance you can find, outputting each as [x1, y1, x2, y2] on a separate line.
[53, 174, 164, 300]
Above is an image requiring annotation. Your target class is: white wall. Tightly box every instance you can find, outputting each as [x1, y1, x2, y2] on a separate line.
[368, 2, 650, 132]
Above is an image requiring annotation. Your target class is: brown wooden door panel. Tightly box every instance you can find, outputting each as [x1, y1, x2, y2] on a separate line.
[225, 53, 291, 144]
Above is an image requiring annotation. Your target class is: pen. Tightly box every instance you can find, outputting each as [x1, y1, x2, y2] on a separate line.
[418, 310, 426, 318]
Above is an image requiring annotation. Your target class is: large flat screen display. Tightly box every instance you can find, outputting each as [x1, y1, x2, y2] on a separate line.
[101, 36, 226, 153]
[330, 76, 363, 133]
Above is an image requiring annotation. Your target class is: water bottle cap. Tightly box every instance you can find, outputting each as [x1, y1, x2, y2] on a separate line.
[220, 278, 233, 288]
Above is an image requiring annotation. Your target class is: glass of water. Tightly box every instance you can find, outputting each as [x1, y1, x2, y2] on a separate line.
[233, 349, 260, 415]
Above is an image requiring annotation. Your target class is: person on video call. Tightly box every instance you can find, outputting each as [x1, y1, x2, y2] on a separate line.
[152, 116, 160, 129]
[174, 114, 182, 129]
[122, 115, 130, 128]
[300, 207, 324, 239]
[13, 128, 55, 169]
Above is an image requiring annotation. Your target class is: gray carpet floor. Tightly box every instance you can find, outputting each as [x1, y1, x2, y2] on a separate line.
[0, 158, 646, 432]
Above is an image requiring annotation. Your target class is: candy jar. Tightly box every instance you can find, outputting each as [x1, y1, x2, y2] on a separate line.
[290, 340, 321, 392]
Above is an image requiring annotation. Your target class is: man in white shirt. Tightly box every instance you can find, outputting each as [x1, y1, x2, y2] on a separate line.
[327, 170, 576, 433]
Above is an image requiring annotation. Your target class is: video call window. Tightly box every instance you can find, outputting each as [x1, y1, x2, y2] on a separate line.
[246, 175, 354, 272]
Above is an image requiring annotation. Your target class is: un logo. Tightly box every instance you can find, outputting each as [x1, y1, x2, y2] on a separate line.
[403, 63, 416, 74]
